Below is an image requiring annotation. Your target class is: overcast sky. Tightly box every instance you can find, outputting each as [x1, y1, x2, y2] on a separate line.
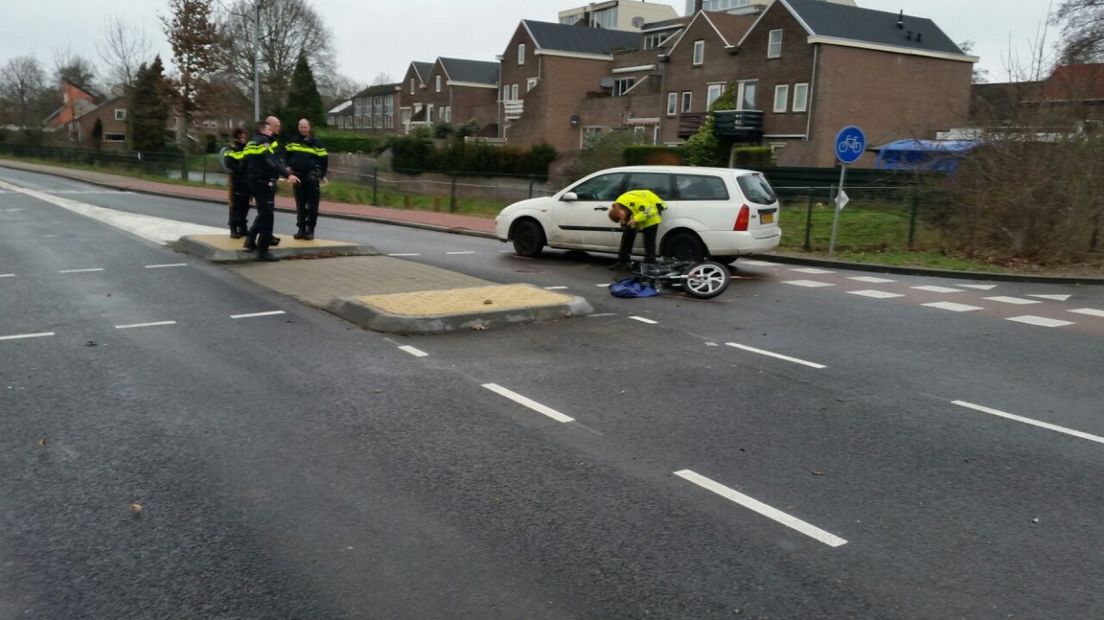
[0, 0, 1061, 87]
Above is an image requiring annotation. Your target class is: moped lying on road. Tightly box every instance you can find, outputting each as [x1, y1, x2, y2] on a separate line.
[626, 259, 731, 300]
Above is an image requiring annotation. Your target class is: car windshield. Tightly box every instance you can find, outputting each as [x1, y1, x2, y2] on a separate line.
[737, 173, 777, 205]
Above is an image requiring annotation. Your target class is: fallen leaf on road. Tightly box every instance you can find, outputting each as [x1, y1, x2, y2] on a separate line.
[483, 299, 493, 305]
[472, 325, 488, 331]
[812, 470, 825, 476]
[129, 503, 143, 514]
[36, 437, 48, 448]
[85, 341, 97, 347]
[1032, 518, 1040, 524]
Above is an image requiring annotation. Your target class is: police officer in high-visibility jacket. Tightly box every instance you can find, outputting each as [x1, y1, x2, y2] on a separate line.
[222, 127, 250, 238]
[285, 118, 328, 240]
[242, 119, 299, 262]
[608, 188, 664, 270]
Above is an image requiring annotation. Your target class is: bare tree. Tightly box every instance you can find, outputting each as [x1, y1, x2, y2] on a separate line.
[50, 49, 98, 92]
[218, 0, 334, 111]
[317, 72, 362, 107]
[0, 56, 47, 128]
[1055, 0, 1104, 63]
[370, 72, 393, 86]
[97, 16, 154, 89]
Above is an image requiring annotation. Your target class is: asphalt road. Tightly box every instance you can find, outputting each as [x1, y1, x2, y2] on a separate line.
[1, 166, 1102, 619]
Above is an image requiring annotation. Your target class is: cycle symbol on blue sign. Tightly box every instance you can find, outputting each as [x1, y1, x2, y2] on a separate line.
[835, 125, 866, 164]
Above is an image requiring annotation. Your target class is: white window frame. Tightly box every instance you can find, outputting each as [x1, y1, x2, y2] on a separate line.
[526, 77, 538, 92]
[768, 29, 783, 59]
[435, 75, 442, 93]
[736, 80, 758, 111]
[681, 91, 692, 113]
[613, 77, 636, 97]
[410, 78, 415, 95]
[518, 43, 526, 65]
[706, 84, 723, 109]
[792, 82, 809, 113]
[666, 92, 677, 116]
[773, 84, 789, 113]
[114, 109, 126, 121]
[511, 84, 519, 100]
[692, 40, 705, 66]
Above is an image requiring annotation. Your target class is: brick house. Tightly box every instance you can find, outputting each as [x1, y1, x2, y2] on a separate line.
[347, 83, 402, 135]
[498, 19, 641, 152]
[417, 57, 500, 136]
[660, 0, 976, 166]
[399, 61, 435, 132]
[327, 99, 354, 129]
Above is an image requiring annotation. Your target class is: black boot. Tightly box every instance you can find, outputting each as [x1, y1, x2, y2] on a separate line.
[270, 236, 281, 246]
[256, 251, 280, 262]
[243, 235, 257, 251]
[293, 225, 306, 240]
[304, 226, 314, 241]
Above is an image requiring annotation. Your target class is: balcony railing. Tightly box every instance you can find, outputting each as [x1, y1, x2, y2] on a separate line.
[677, 113, 704, 139]
[503, 99, 524, 121]
[712, 109, 764, 139]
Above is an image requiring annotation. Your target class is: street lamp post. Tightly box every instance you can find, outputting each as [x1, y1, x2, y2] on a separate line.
[253, 0, 261, 121]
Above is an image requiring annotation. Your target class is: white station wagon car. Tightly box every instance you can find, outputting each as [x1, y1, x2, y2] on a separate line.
[495, 165, 782, 263]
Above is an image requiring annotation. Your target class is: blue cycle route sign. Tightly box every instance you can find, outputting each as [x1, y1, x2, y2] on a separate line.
[835, 125, 866, 165]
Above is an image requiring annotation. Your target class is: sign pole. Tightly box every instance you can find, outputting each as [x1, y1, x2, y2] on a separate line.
[828, 163, 846, 256]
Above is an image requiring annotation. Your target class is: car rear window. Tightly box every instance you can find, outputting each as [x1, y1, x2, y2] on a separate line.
[737, 173, 777, 205]
[673, 174, 729, 200]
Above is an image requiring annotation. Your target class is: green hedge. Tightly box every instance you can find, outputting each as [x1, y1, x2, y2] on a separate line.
[388, 135, 556, 180]
[623, 145, 683, 166]
[731, 146, 773, 169]
[316, 130, 383, 154]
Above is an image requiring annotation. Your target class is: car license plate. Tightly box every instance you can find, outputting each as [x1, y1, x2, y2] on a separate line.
[761, 212, 774, 224]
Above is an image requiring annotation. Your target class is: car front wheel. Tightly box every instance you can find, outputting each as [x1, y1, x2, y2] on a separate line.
[512, 220, 545, 258]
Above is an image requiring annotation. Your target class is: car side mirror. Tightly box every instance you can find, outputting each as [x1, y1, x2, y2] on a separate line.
[561, 192, 578, 202]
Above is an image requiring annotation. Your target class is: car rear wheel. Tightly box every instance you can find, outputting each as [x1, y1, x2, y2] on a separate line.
[683, 261, 730, 299]
[512, 220, 545, 258]
[665, 231, 706, 262]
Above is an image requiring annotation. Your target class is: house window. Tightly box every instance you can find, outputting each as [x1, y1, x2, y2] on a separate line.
[410, 78, 415, 95]
[737, 80, 758, 111]
[582, 126, 605, 147]
[703, 0, 750, 9]
[692, 40, 704, 66]
[502, 85, 509, 101]
[773, 84, 789, 113]
[518, 43, 526, 65]
[444, 106, 451, 123]
[511, 84, 519, 100]
[793, 83, 809, 113]
[643, 32, 668, 50]
[768, 29, 783, 59]
[666, 92, 677, 116]
[591, 7, 616, 29]
[706, 84, 723, 109]
[613, 78, 636, 97]
[435, 75, 442, 92]
[104, 133, 126, 142]
[114, 109, 126, 121]
[681, 91, 692, 113]
[526, 77, 538, 92]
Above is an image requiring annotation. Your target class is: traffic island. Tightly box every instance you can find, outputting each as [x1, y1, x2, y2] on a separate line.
[326, 284, 593, 334]
[174, 234, 378, 263]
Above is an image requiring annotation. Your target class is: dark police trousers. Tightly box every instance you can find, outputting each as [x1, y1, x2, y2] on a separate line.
[293, 177, 321, 231]
[618, 224, 658, 263]
[248, 180, 277, 251]
[228, 174, 250, 232]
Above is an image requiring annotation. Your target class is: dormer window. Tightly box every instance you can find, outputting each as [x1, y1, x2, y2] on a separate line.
[435, 75, 442, 93]
[409, 78, 415, 95]
[692, 40, 704, 66]
[518, 43, 526, 65]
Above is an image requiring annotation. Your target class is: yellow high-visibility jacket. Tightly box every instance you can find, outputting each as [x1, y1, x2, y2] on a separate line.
[614, 189, 664, 229]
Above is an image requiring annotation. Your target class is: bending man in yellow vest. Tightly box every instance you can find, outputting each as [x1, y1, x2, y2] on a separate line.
[608, 188, 664, 270]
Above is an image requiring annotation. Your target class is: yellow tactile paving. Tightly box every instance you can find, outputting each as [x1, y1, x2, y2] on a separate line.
[352, 284, 574, 318]
[190, 234, 355, 251]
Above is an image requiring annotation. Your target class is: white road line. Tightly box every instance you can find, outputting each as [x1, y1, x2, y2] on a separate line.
[588, 313, 618, 318]
[1069, 308, 1104, 318]
[782, 280, 835, 288]
[230, 311, 286, 319]
[984, 296, 1041, 305]
[481, 383, 574, 423]
[705, 342, 719, 346]
[790, 267, 835, 274]
[1006, 315, 1074, 328]
[725, 343, 826, 369]
[115, 321, 177, 330]
[387, 253, 421, 257]
[544, 286, 569, 290]
[629, 316, 658, 324]
[959, 284, 998, 290]
[1029, 294, 1071, 301]
[145, 263, 187, 269]
[847, 289, 904, 299]
[59, 268, 104, 274]
[674, 470, 848, 547]
[398, 345, 429, 358]
[0, 331, 55, 342]
[847, 276, 896, 283]
[0, 273, 15, 278]
[445, 251, 476, 255]
[499, 250, 513, 253]
[923, 301, 982, 312]
[952, 400, 1104, 446]
[596, 283, 611, 287]
[738, 259, 776, 267]
[911, 285, 964, 293]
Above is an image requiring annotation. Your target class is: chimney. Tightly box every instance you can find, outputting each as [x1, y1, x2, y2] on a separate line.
[896, 10, 903, 29]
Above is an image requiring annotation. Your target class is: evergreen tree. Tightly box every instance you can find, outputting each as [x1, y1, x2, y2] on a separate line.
[281, 53, 326, 131]
[128, 57, 170, 152]
[90, 118, 104, 148]
[681, 83, 735, 167]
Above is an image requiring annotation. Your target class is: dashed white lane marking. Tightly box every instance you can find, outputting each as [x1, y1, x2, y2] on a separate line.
[481, 383, 574, 423]
[911, 285, 964, 293]
[782, 280, 834, 288]
[0, 331, 55, 342]
[596, 283, 611, 287]
[499, 250, 513, 253]
[1006, 315, 1074, 328]
[145, 263, 187, 269]
[230, 310, 286, 319]
[629, 316, 658, 324]
[588, 313, 618, 318]
[847, 289, 904, 299]
[115, 321, 177, 330]
[984, 296, 1041, 305]
[674, 470, 848, 548]
[0, 273, 15, 278]
[387, 253, 421, 257]
[790, 267, 835, 274]
[952, 400, 1104, 446]
[705, 342, 719, 347]
[544, 286, 569, 290]
[847, 276, 896, 283]
[59, 268, 104, 274]
[959, 284, 998, 290]
[725, 343, 826, 369]
[1069, 308, 1104, 318]
[923, 301, 982, 312]
[398, 345, 429, 358]
[445, 251, 476, 255]
[738, 259, 776, 267]
[1030, 294, 1071, 301]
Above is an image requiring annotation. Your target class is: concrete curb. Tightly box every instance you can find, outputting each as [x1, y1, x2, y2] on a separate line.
[325, 289, 594, 335]
[173, 235, 379, 263]
[753, 253, 1104, 286]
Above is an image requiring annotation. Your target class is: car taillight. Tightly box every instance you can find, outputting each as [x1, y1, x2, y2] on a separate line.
[734, 204, 750, 231]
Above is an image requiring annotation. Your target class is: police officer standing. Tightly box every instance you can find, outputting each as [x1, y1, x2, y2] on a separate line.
[285, 118, 328, 240]
[222, 127, 250, 238]
[242, 119, 299, 262]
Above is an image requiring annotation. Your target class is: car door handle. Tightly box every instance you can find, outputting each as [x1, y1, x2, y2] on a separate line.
[593, 206, 609, 211]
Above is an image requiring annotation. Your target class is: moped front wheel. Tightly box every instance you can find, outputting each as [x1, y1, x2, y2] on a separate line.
[683, 261, 730, 299]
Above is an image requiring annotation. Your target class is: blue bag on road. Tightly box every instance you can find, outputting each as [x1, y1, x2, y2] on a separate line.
[609, 277, 659, 298]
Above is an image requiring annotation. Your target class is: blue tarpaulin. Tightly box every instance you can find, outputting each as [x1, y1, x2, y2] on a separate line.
[874, 139, 978, 173]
